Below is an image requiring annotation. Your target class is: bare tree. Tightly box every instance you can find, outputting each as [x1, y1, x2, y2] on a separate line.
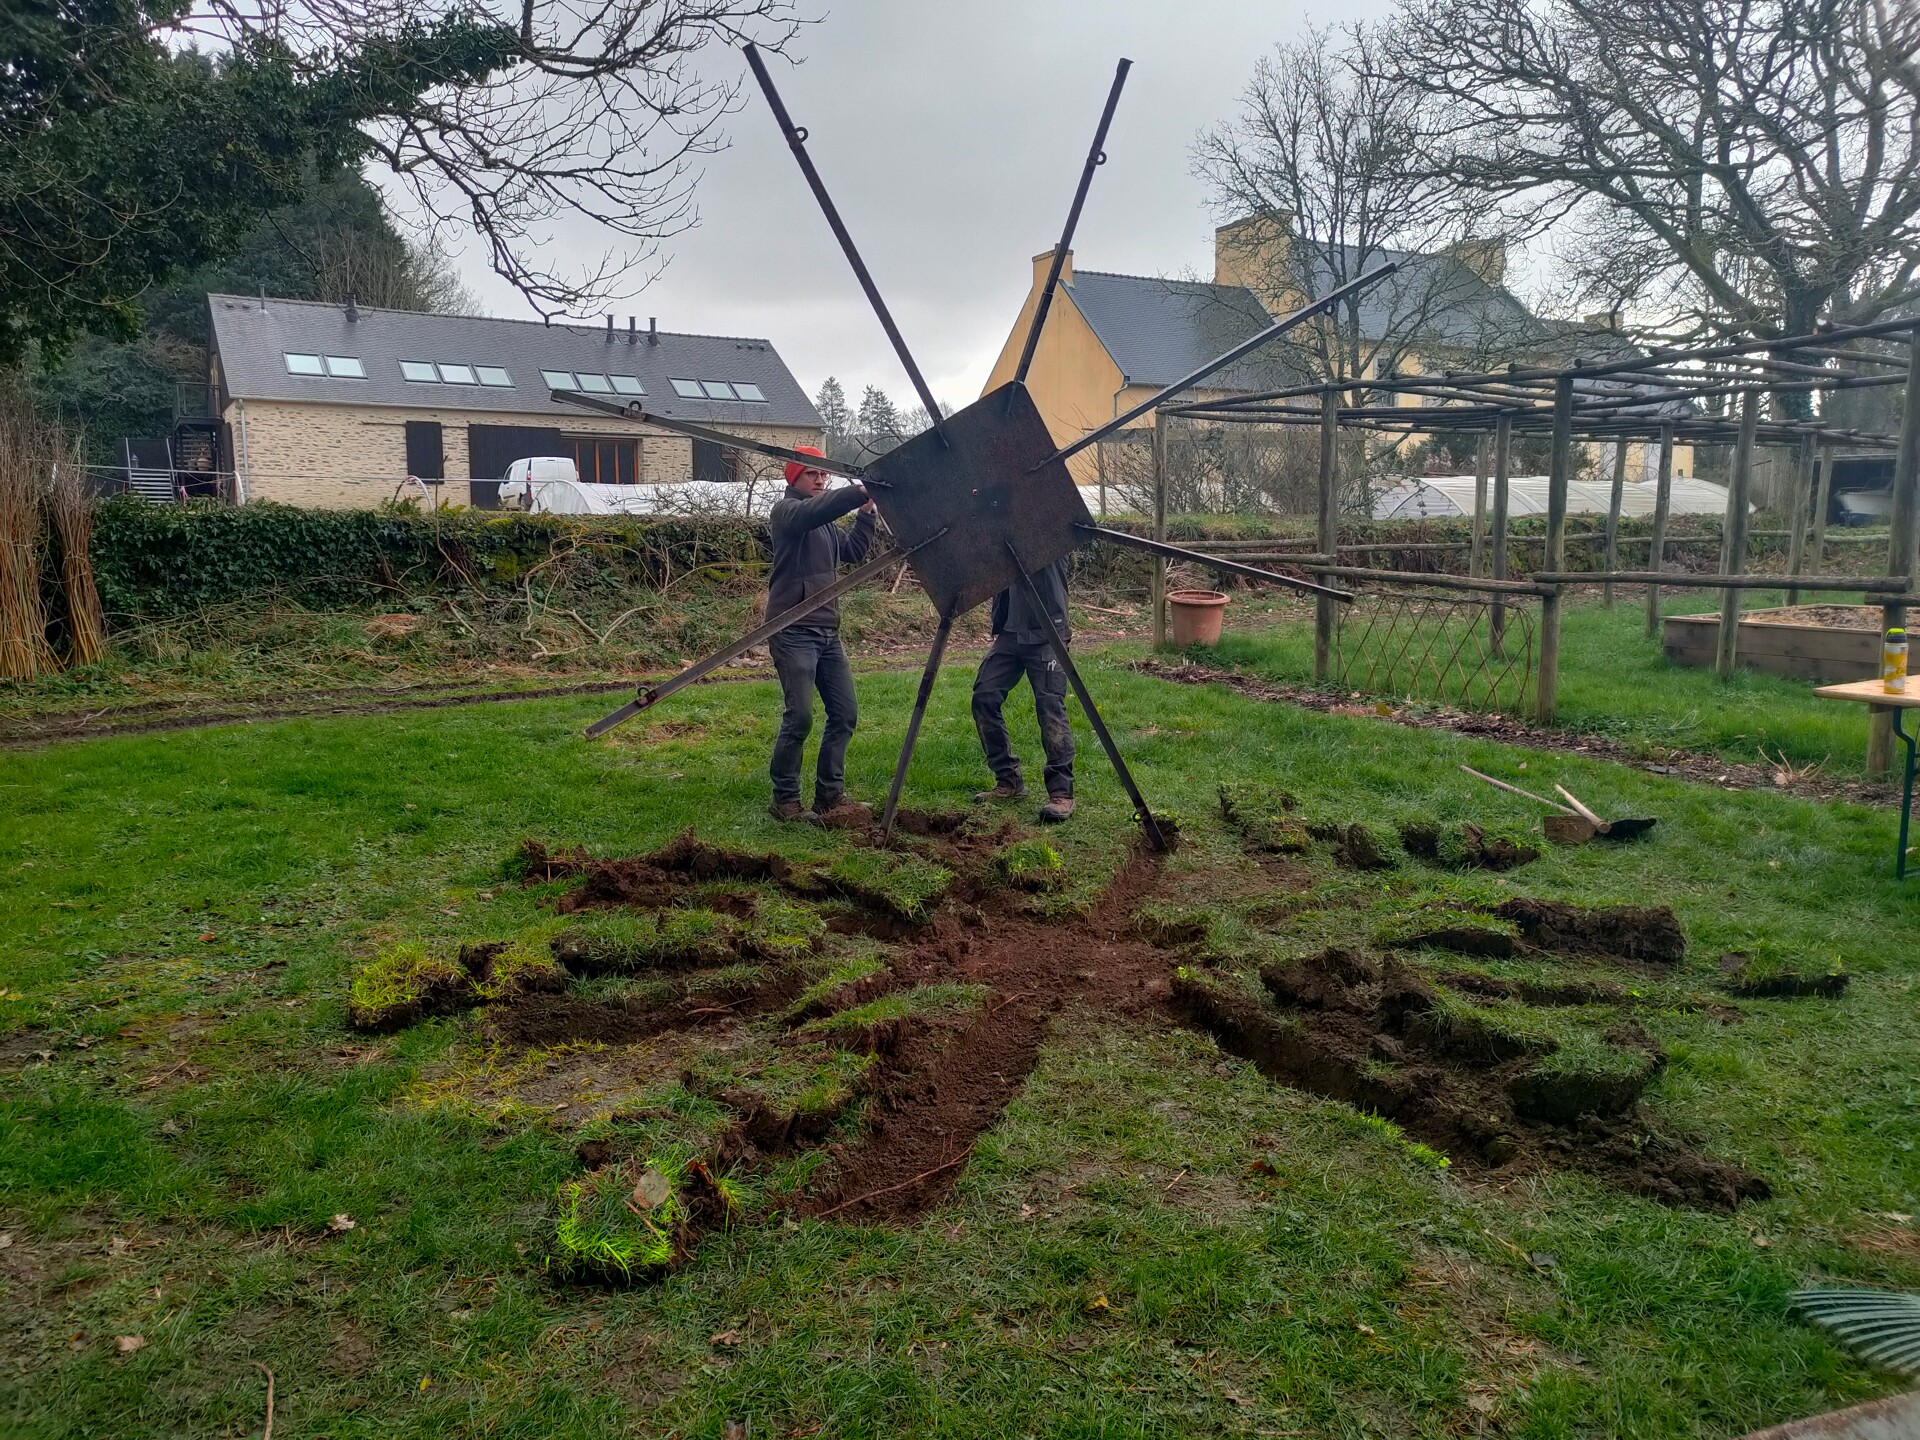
[3, 0, 801, 361]
[1194, 27, 1545, 402]
[1381, 0, 1920, 364]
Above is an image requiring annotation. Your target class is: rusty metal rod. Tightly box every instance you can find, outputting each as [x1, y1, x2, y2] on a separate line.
[548, 389, 875, 483]
[743, 44, 946, 440]
[1081, 524, 1355, 601]
[1011, 59, 1131, 391]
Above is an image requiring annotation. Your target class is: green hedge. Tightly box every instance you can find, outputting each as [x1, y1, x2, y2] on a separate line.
[91, 501, 769, 620]
[86, 500, 1805, 625]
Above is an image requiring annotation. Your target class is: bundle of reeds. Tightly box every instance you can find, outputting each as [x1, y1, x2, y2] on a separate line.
[48, 430, 105, 667]
[0, 386, 54, 680]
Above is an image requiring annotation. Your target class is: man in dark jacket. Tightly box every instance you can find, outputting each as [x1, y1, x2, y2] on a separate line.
[971, 557, 1075, 822]
[766, 446, 876, 823]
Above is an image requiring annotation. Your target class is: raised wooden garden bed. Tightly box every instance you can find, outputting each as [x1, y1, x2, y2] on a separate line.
[1662, 605, 1883, 682]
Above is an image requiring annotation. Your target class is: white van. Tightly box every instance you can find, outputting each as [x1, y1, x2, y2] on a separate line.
[498, 456, 579, 509]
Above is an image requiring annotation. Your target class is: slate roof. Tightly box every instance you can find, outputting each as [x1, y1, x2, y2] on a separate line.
[1062, 243, 1556, 391]
[1290, 243, 1545, 351]
[208, 295, 822, 428]
[1063, 272, 1299, 390]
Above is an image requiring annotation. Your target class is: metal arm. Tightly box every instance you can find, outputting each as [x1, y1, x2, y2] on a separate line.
[548, 389, 875, 483]
[743, 44, 946, 441]
[583, 528, 947, 738]
[1080, 524, 1356, 602]
[1010, 59, 1132, 391]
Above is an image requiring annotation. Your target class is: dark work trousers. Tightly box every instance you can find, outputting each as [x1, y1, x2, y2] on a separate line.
[769, 627, 858, 808]
[972, 636, 1075, 799]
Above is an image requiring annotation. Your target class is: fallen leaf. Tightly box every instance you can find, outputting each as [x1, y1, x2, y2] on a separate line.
[723, 1423, 748, 1440]
[1752, 1232, 1772, 1249]
[327, 1213, 356, 1234]
[115, 1335, 146, 1355]
[1528, 1250, 1559, 1272]
[108, 1237, 131, 1256]
[1467, 1392, 1498, 1414]
[1247, 1158, 1279, 1177]
[1879, 1211, 1914, 1223]
[1018, 1203, 1035, 1221]
[0, 1234, 11, 1249]
[631, 1169, 671, 1209]
[1085, 1294, 1111, 1314]
[1356, 1321, 1375, 1335]
[709, 1329, 743, 1348]
[198, 933, 216, 943]
[420, 1375, 432, 1391]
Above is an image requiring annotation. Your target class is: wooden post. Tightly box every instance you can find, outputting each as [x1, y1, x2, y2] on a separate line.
[1313, 388, 1339, 682]
[1469, 435, 1489, 577]
[1151, 410, 1168, 650]
[1808, 444, 1834, 577]
[1644, 423, 1675, 639]
[1603, 439, 1627, 606]
[1785, 433, 1817, 607]
[1490, 413, 1513, 655]
[1715, 392, 1761, 679]
[1871, 326, 1920, 776]
[1535, 378, 1573, 724]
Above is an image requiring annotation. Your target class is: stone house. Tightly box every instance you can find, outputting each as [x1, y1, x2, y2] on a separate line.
[205, 295, 824, 508]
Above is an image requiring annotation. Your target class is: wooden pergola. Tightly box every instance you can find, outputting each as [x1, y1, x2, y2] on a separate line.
[1140, 314, 1920, 773]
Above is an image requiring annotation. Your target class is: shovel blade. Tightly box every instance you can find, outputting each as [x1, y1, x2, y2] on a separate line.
[1595, 817, 1658, 841]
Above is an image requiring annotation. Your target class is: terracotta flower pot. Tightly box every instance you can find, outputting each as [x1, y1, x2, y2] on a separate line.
[1168, 589, 1229, 646]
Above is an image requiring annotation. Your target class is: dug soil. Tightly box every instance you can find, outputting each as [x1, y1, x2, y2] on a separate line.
[488, 823, 1772, 1234]
[1176, 947, 1769, 1212]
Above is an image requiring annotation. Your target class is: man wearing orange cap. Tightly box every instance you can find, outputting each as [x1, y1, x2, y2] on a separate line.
[765, 446, 876, 823]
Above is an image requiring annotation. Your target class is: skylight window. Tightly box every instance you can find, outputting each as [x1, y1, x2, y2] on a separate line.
[732, 381, 766, 401]
[284, 353, 325, 376]
[324, 355, 365, 378]
[700, 380, 737, 400]
[400, 360, 438, 383]
[542, 370, 577, 390]
[475, 366, 512, 387]
[610, 375, 645, 396]
[576, 372, 614, 394]
[437, 363, 477, 385]
[670, 378, 705, 399]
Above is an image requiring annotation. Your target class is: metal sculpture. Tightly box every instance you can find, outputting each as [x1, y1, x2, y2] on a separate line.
[566, 48, 1399, 850]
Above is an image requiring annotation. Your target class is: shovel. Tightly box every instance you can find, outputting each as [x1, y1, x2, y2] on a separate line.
[1554, 784, 1658, 842]
[1459, 766, 1596, 844]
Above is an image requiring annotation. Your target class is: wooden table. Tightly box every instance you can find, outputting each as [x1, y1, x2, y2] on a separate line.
[1815, 678, 1918, 878]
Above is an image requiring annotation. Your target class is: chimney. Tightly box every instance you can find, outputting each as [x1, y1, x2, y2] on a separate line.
[345, 293, 358, 322]
[648, 317, 658, 346]
[1031, 247, 1073, 290]
[628, 316, 637, 345]
[1212, 214, 1296, 310]
[606, 313, 614, 341]
[1445, 237, 1508, 288]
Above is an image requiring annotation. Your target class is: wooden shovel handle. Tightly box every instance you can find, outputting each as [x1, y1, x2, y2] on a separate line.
[1459, 765, 1578, 815]
[1553, 784, 1610, 830]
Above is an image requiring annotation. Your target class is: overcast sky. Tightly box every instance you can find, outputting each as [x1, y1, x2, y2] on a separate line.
[457, 0, 1400, 411]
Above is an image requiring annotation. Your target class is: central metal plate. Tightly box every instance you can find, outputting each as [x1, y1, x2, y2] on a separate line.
[865, 381, 1092, 616]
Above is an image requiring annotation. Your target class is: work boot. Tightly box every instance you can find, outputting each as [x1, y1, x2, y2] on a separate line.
[814, 798, 874, 829]
[769, 799, 816, 823]
[973, 781, 1026, 804]
[1038, 795, 1076, 823]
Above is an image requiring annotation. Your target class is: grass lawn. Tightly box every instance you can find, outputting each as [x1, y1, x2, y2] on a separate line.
[1198, 589, 1894, 777]
[3, 653, 1918, 1438]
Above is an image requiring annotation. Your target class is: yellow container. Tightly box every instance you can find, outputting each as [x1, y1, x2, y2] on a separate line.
[1885, 626, 1908, 693]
